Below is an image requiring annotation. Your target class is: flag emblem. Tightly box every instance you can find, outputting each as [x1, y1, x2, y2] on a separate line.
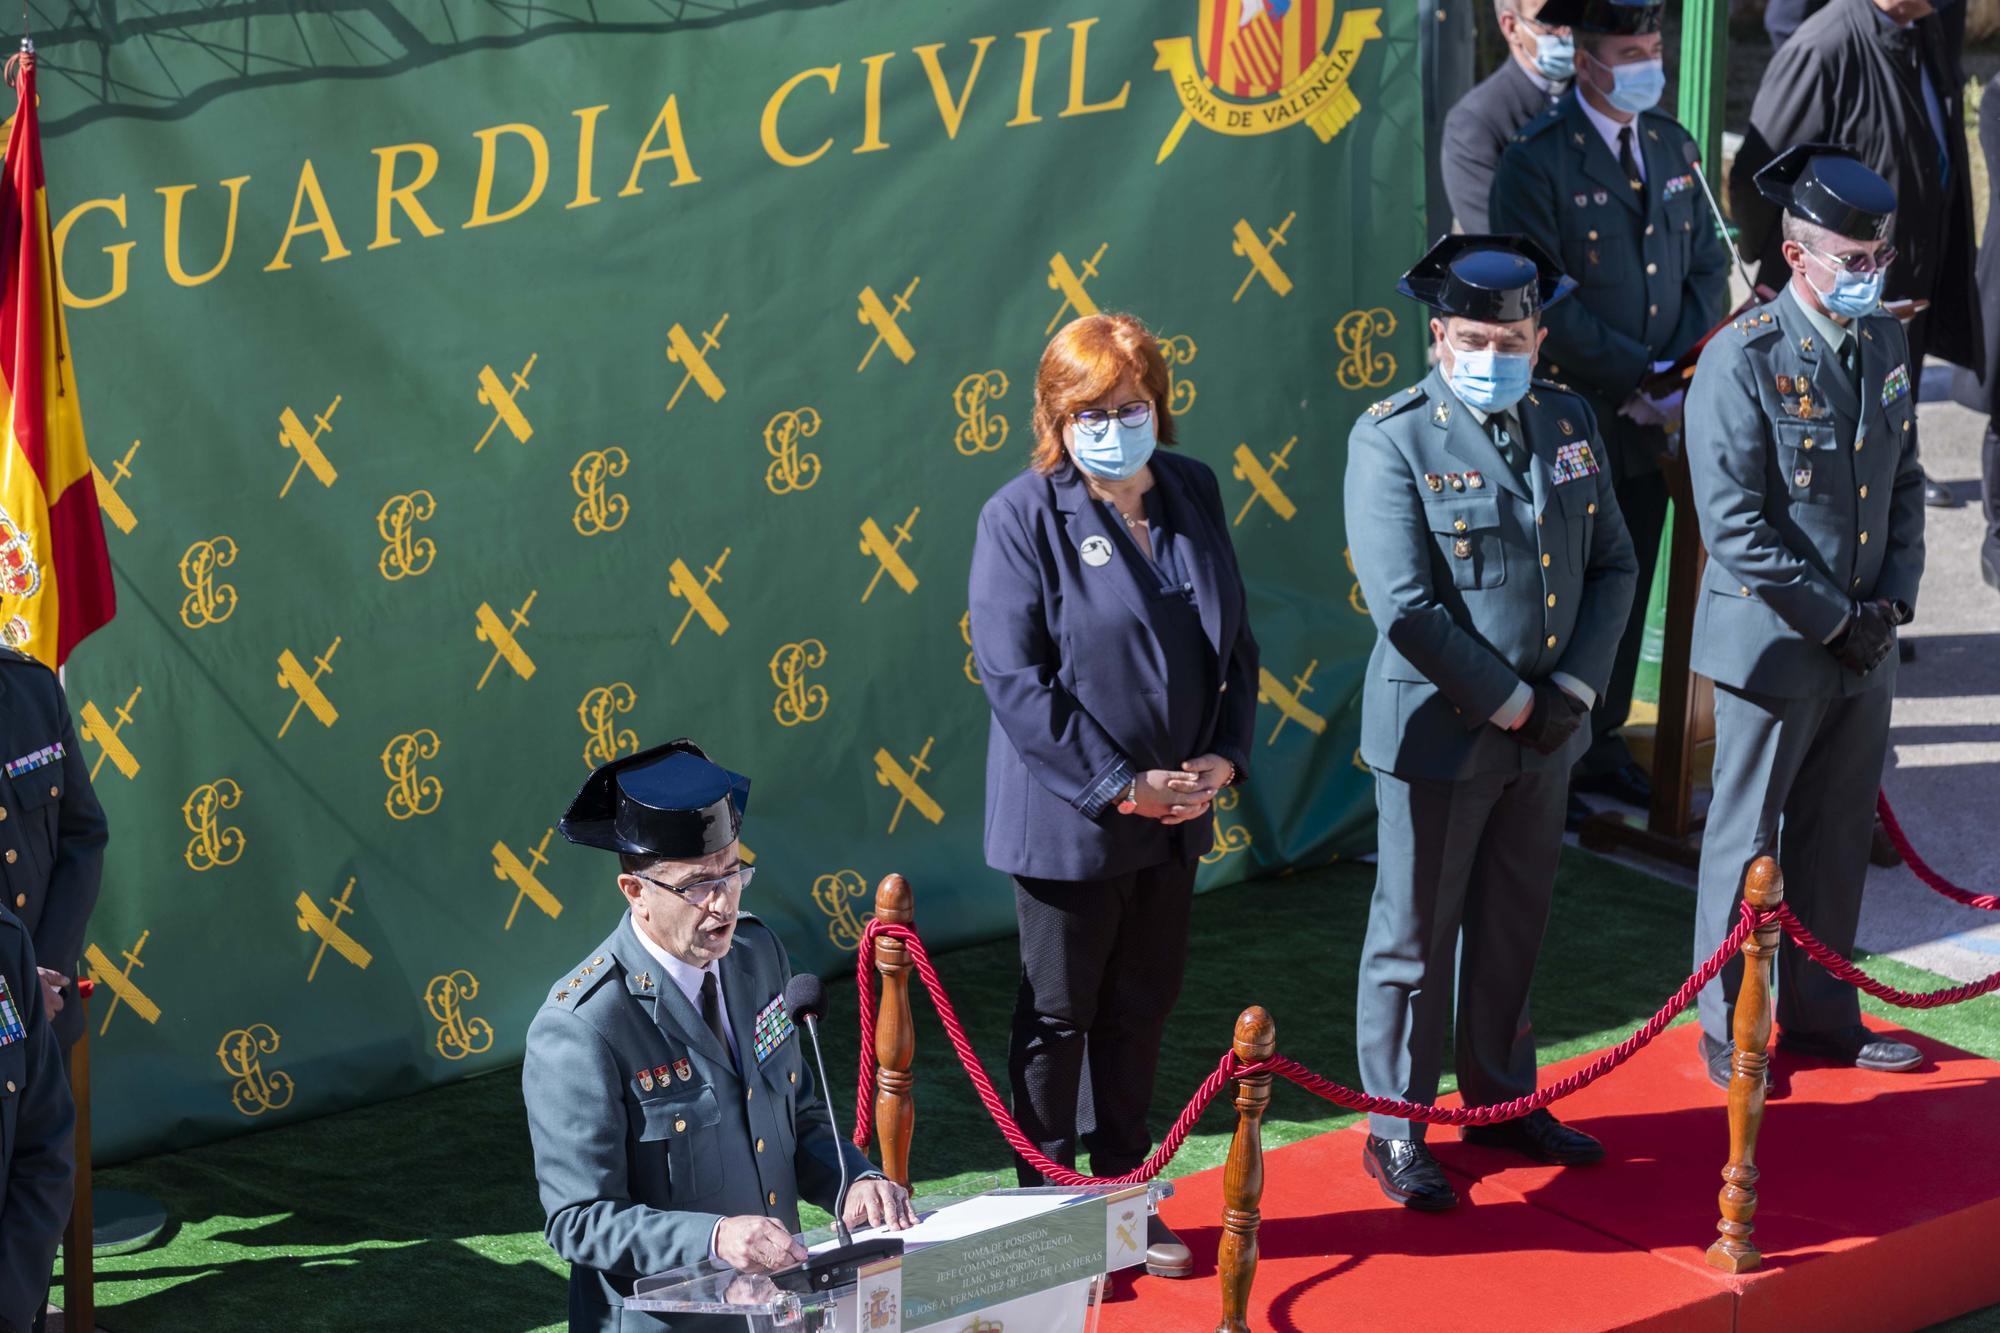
[0, 48, 116, 667]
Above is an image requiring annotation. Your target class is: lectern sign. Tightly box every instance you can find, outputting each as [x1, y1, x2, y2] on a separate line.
[899, 1197, 1107, 1329]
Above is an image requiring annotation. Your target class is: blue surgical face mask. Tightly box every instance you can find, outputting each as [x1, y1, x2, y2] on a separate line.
[1594, 54, 1665, 115]
[1532, 32, 1575, 82]
[1447, 343, 1533, 414]
[1810, 264, 1885, 319]
[1070, 414, 1157, 481]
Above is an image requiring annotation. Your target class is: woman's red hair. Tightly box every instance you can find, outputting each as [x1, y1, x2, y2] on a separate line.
[1030, 313, 1178, 474]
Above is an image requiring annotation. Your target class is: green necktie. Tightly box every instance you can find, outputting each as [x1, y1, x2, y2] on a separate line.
[1492, 416, 1530, 479]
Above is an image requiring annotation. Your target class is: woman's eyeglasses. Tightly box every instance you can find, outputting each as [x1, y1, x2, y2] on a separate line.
[1070, 401, 1153, 438]
[636, 864, 755, 906]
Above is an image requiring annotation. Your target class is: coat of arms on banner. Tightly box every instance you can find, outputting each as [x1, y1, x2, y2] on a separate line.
[0, 503, 40, 602]
[1152, 0, 1386, 163]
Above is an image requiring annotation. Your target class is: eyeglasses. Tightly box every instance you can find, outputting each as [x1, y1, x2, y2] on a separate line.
[1803, 242, 1896, 277]
[636, 864, 754, 906]
[1069, 401, 1153, 438]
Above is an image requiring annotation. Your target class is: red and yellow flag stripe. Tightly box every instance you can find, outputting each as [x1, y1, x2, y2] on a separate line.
[0, 45, 114, 666]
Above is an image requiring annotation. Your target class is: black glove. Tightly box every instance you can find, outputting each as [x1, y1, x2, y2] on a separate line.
[1509, 681, 1588, 756]
[1828, 600, 1895, 674]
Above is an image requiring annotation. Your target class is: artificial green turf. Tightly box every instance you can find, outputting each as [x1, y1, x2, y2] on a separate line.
[60, 850, 2000, 1331]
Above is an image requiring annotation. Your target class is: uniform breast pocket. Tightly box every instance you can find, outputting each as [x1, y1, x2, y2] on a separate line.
[1426, 495, 1505, 591]
[4, 769, 59, 875]
[1555, 480, 1597, 574]
[0, 1039, 24, 1166]
[1773, 420, 1833, 509]
[635, 1087, 724, 1203]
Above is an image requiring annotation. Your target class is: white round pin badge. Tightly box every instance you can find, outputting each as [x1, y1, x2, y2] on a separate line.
[1080, 535, 1114, 567]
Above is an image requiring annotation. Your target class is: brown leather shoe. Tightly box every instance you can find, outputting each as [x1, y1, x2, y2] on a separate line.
[1144, 1213, 1194, 1278]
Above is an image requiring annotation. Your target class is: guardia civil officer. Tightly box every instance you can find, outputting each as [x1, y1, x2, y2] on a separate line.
[1346, 236, 1638, 1210]
[0, 900, 75, 1333]
[1440, 0, 1572, 233]
[1684, 147, 1925, 1088]
[523, 739, 914, 1332]
[0, 643, 108, 1053]
[1489, 0, 1731, 823]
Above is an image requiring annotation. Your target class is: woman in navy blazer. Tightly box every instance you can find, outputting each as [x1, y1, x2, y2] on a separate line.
[967, 314, 1258, 1278]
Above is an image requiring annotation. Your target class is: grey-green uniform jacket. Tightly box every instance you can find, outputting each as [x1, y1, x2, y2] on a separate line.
[1345, 369, 1639, 780]
[1683, 284, 1926, 696]
[524, 912, 878, 1332]
[0, 902, 75, 1333]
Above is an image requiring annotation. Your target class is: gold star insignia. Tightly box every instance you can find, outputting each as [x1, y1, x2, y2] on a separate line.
[555, 989, 570, 1002]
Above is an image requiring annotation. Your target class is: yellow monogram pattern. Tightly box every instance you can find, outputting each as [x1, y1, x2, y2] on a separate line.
[1045, 243, 1108, 334]
[859, 509, 920, 602]
[276, 637, 341, 738]
[570, 447, 630, 536]
[474, 355, 536, 453]
[1344, 547, 1369, 616]
[182, 778, 246, 871]
[769, 639, 829, 727]
[475, 591, 538, 690]
[217, 1023, 294, 1117]
[178, 536, 239, 629]
[1160, 333, 1198, 415]
[857, 277, 919, 372]
[1201, 787, 1253, 865]
[810, 869, 874, 951]
[951, 370, 1010, 456]
[1334, 307, 1398, 390]
[277, 396, 341, 498]
[376, 489, 437, 580]
[1232, 213, 1296, 302]
[579, 683, 639, 769]
[381, 729, 443, 820]
[665, 314, 729, 410]
[764, 407, 823, 494]
[1259, 660, 1328, 745]
[958, 611, 980, 685]
[494, 828, 561, 929]
[426, 970, 495, 1061]
[669, 548, 731, 643]
[875, 737, 944, 834]
[297, 877, 372, 982]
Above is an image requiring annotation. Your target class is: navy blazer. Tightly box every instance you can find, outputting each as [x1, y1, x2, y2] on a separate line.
[968, 450, 1258, 881]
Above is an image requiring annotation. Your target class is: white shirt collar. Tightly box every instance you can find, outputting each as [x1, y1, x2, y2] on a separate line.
[631, 911, 729, 1015]
[1575, 89, 1645, 181]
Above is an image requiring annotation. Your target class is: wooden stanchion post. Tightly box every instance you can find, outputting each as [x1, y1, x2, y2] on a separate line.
[1216, 1006, 1275, 1333]
[1707, 856, 1783, 1273]
[63, 990, 95, 1331]
[871, 873, 916, 1190]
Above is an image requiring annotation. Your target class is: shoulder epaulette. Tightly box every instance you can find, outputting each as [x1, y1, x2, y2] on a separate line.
[1365, 384, 1427, 420]
[1511, 103, 1564, 144]
[548, 950, 620, 1008]
[1732, 309, 1782, 341]
[0, 645, 42, 667]
[1527, 379, 1582, 403]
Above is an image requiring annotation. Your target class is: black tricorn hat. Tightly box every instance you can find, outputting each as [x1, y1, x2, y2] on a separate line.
[560, 738, 750, 857]
[1754, 142, 1896, 241]
[1530, 0, 1663, 33]
[1397, 234, 1576, 322]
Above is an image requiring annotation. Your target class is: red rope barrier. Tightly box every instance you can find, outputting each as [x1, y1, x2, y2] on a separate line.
[1875, 792, 2000, 911]
[1777, 904, 2000, 1008]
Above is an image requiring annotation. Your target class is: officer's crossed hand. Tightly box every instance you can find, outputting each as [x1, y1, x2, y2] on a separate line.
[1828, 601, 1897, 675]
[1508, 681, 1589, 756]
[38, 966, 66, 1015]
[1118, 767, 1212, 826]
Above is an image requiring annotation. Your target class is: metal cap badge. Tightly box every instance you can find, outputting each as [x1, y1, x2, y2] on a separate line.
[1754, 143, 1896, 241]
[1397, 234, 1577, 322]
[559, 738, 750, 857]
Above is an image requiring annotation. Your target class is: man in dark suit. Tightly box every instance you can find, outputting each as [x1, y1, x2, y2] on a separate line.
[1488, 0, 1731, 823]
[0, 899, 73, 1333]
[1953, 68, 2000, 593]
[1441, 0, 1573, 233]
[1346, 235, 1638, 1210]
[0, 644, 106, 1054]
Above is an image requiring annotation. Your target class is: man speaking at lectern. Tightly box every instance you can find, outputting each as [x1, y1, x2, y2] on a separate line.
[524, 738, 914, 1332]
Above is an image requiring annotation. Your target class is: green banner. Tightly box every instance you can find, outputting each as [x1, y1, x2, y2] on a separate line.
[47, 0, 1423, 1161]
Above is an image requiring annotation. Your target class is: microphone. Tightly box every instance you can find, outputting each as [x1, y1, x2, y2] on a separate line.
[779, 972, 903, 1292]
[1682, 139, 1759, 297]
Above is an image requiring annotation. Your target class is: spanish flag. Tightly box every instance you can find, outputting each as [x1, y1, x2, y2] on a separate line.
[0, 42, 113, 666]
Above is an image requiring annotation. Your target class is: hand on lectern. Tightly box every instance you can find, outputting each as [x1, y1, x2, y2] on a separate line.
[716, 1215, 809, 1273]
[841, 1177, 919, 1232]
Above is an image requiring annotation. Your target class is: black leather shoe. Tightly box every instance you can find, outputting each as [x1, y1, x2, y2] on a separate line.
[1898, 636, 1916, 664]
[1778, 1026, 1922, 1072]
[1143, 1213, 1193, 1279]
[1924, 477, 1964, 508]
[1699, 1034, 1770, 1092]
[1460, 1108, 1604, 1165]
[1361, 1135, 1458, 1211]
[1869, 816, 1904, 868]
[1574, 761, 1652, 808]
[1565, 789, 1594, 831]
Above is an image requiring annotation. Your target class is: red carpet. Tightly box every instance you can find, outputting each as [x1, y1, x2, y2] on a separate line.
[1098, 1018, 2000, 1332]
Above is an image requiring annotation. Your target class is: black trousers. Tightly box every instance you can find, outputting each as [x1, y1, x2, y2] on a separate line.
[1008, 860, 1196, 1185]
[1582, 465, 1668, 776]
